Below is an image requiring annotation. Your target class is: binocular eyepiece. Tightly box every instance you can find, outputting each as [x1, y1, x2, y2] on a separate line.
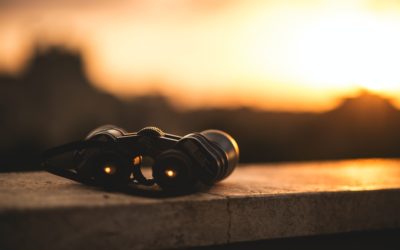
[43, 126, 239, 192]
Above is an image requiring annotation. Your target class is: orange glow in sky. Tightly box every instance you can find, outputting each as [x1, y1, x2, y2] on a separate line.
[1, 0, 400, 111]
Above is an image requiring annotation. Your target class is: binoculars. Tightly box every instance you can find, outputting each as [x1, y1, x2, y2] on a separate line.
[43, 125, 239, 192]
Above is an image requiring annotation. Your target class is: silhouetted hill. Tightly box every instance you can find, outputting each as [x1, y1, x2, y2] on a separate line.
[315, 92, 400, 158]
[1, 47, 400, 171]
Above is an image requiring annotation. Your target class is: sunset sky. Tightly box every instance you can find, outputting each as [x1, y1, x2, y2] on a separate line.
[1, 0, 400, 111]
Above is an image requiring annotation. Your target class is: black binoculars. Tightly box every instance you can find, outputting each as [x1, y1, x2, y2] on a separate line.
[42, 125, 239, 192]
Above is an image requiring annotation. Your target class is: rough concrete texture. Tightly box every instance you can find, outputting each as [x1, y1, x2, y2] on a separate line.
[1, 158, 400, 250]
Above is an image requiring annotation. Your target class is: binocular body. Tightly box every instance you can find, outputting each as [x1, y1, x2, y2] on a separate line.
[43, 126, 239, 192]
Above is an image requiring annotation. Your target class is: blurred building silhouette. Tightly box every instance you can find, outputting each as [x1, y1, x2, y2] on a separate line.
[1, 47, 400, 171]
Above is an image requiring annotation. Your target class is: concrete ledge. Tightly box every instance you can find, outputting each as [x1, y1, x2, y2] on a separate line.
[1, 159, 400, 249]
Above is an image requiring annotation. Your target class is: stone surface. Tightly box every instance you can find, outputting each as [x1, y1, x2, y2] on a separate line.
[1, 158, 400, 249]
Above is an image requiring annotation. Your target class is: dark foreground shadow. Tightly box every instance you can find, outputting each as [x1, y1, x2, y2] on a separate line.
[190, 229, 400, 250]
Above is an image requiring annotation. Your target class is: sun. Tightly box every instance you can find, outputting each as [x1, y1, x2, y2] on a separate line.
[295, 11, 400, 93]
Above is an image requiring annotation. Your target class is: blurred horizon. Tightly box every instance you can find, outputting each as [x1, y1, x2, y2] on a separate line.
[2, 46, 400, 171]
[2, 0, 400, 111]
